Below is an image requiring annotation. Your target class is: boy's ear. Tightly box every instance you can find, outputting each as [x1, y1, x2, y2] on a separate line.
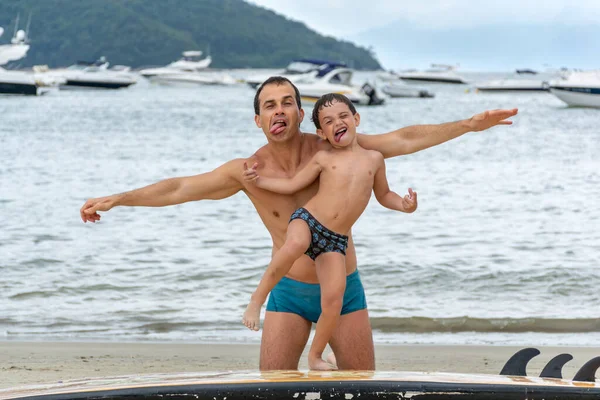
[354, 112, 361, 127]
[316, 129, 326, 139]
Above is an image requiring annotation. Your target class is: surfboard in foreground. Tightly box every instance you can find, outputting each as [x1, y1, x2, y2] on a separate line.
[1, 348, 598, 400]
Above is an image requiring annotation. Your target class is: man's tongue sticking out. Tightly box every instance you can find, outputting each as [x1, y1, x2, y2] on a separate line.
[270, 120, 287, 134]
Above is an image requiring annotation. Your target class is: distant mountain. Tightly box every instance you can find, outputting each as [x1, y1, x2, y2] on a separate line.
[0, 0, 381, 69]
[352, 20, 600, 71]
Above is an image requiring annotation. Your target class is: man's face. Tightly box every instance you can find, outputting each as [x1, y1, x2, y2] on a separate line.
[254, 82, 304, 142]
[316, 100, 360, 148]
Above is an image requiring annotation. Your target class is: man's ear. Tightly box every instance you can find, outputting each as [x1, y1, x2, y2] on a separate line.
[254, 114, 261, 128]
[354, 112, 361, 127]
[299, 108, 305, 126]
[316, 129, 326, 140]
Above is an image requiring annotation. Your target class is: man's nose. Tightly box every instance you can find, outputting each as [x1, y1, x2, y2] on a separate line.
[274, 105, 285, 114]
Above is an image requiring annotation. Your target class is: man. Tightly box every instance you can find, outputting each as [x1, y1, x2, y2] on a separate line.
[80, 76, 518, 370]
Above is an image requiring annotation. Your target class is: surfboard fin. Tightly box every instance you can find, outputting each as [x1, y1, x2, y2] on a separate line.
[539, 353, 573, 379]
[499, 347, 540, 376]
[573, 356, 600, 382]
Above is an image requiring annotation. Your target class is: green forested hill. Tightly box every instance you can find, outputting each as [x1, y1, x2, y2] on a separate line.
[0, 0, 381, 69]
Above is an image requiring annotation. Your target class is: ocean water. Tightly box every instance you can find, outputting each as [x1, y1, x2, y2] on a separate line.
[1, 71, 599, 346]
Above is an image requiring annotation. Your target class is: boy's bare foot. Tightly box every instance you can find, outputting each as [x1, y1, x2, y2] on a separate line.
[242, 301, 261, 331]
[309, 354, 337, 371]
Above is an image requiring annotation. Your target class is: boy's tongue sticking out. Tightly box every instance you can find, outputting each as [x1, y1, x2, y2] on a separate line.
[334, 127, 347, 142]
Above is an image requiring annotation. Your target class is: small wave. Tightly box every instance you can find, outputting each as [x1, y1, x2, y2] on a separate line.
[9, 290, 57, 300]
[33, 234, 72, 244]
[370, 316, 600, 333]
[135, 321, 233, 333]
[20, 258, 63, 267]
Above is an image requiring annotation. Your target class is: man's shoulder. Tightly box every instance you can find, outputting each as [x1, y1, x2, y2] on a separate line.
[250, 144, 269, 163]
[302, 132, 331, 151]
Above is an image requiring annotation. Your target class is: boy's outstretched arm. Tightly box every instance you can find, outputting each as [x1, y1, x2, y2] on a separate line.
[372, 155, 418, 213]
[357, 108, 518, 158]
[243, 153, 323, 195]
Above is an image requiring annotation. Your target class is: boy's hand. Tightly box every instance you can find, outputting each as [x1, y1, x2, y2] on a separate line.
[402, 188, 417, 213]
[243, 162, 259, 183]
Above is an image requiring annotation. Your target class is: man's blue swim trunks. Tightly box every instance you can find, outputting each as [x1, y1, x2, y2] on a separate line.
[289, 207, 348, 260]
[266, 269, 368, 323]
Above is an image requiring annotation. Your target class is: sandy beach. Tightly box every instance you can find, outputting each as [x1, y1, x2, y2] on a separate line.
[1, 342, 597, 389]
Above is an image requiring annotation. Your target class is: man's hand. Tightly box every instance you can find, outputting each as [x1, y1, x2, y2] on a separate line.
[243, 162, 259, 183]
[402, 188, 418, 213]
[80, 195, 118, 223]
[467, 108, 518, 132]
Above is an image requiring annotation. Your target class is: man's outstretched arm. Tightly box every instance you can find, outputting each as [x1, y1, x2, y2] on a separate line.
[357, 108, 518, 158]
[80, 159, 245, 223]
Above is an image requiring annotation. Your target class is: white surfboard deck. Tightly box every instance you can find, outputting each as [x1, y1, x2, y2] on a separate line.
[1, 370, 598, 400]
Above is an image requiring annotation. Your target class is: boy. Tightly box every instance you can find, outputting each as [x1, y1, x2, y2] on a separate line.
[242, 93, 418, 370]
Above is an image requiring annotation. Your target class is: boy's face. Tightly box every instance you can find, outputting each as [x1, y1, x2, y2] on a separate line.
[316, 100, 360, 148]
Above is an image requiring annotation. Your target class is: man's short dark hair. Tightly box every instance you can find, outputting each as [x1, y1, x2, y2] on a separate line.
[254, 76, 302, 115]
[311, 93, 357, 130]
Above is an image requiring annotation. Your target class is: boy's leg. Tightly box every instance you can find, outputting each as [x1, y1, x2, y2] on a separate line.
[308, 252, 346, 370]
[243, 220, 310, 330]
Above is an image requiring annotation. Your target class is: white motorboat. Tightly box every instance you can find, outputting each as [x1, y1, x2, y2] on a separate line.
[0, 22, 55, 96]
[293, 64, 384, 106]
[475, 79, 549, 92]
[139, 51, 212, 78]
[0, 30, 29, 65]
[150, 71, 238, 86]
[381, 82, 434, 98]
[44, 57, 138, 90]
[245, 59, 337, 89]
[377, 71, 435, 98]
[475, 70, 550, 92]
[0, 67, 51, 95]
[397, 64, 468, 84]
[549, 70, 600, 108]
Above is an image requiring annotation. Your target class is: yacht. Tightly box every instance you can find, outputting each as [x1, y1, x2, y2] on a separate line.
[381, 82, 434, 98]
[0, 28, 29, 65]
[0, 67, 52, 95]
[139, 51, 212, 78]
[150, 71, 238, 86]
[475, 80, 549, 92]
[0, 22, 55, 96]
[43, 57, 138, 89]
[397, 64, 468, 84]
[293, 63, 384, 106]
[549, 70, 600, 108]
[245, 59, 339, 89]
[377, 71, 435, 98]
[475, 70, 550, 92]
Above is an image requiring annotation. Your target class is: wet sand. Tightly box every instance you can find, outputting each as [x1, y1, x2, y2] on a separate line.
[1, 342, 598, 389]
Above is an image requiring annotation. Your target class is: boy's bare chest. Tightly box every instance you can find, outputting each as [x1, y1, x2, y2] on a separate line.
[322, 154, 376, 180]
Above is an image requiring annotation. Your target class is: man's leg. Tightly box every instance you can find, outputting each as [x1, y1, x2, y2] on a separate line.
[260, 310, 312, 370]
[328, 308, 375, 370]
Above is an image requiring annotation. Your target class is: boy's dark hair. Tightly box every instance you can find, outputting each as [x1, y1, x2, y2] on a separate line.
[311, 93, 357, 130]
[253, 76, 302, 115]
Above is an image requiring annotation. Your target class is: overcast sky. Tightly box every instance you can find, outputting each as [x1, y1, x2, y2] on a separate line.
[249, 0, 600, 37]
[248, 1, 600, 70]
